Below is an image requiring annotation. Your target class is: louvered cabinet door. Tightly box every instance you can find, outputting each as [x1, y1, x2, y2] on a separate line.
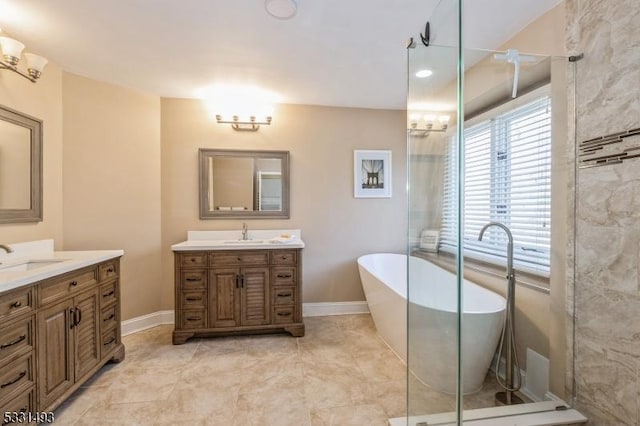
[73, 289, 100, 380]
[209, 268, 241, 328]
[240, 267, 270, 326]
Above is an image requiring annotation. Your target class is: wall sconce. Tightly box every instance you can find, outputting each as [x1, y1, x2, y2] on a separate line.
[408, 114, 450, 137]
[215, 115, 273, 132]
[0, 35, 48, 83]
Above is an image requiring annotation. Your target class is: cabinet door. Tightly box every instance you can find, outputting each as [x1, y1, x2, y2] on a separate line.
[74, 289, 100, 380]
[37, 299, 75, 409]
[240, 267, 270, 326]
[209, 268, 240, 328]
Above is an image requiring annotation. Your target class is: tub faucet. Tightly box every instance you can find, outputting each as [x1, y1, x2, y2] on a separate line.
[478, 222, 513, 281]
[0, 244, 13, 253]
[241, 223, 248, 240]
[478, 221, 522, 406]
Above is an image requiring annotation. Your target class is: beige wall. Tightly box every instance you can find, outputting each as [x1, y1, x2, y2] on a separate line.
[62, 73, 163, 320]
[0, 64, 64, 247]
[161, 100, 407, 310]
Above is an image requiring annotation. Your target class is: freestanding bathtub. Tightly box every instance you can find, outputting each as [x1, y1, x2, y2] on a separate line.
[357, 253, 506, 394]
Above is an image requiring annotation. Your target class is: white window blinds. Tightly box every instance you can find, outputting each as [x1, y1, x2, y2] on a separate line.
[440, 94, 552, 276]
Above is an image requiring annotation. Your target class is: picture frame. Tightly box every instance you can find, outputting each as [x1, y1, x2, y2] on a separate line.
[353, 150, 392, 198]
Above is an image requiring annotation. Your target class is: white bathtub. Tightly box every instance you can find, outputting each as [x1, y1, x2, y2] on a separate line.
[357, 253, 506, 394]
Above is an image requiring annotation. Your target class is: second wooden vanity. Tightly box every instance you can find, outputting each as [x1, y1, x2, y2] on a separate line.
[0, 242, 124, 420]
[172, 230, 305, 344]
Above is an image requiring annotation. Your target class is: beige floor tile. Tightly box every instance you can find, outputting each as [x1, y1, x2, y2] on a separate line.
[98, 365, 182, 404]
[236, 387, 311, 426]
[310, 403, 389, 426]
[354, 349, 406, 382]
[75, 400, 163, 425]
[367, 379, 407, 418]
[155, 387, 239, 424]
[195, 335, 249, 355]
[303, 361, 371, 410]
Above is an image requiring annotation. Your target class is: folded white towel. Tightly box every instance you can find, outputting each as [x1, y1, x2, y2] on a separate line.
[231, 206, 246, 211]
[218, 206, 232, 211]
[270, 236, 297, 244]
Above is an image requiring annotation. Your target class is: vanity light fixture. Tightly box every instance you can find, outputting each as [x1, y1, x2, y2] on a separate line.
[408, 114, 450, 137]
[0, 34, 47, 83]
[215, 115, 273, 132]
[415, 69, 433, 78]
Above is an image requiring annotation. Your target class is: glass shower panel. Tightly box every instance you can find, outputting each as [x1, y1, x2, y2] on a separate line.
[406, 43, 462, 424]
[458, 48, 577, 420]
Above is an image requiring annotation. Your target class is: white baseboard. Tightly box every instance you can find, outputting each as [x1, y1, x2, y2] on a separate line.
[120, 302, 370, 336]
[121, 310, 174, 336]
[302, 301, 369, 317]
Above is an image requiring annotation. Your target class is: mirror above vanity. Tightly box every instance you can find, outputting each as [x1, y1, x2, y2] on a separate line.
[199, 149, 290, 219]
[0, 105, 42, 223]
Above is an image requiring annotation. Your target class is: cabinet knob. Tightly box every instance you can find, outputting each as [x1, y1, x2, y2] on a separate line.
[103, 313, 116, 322]
[185, 297, 202, 302]
[277, 311, 292, 317]
[107, 267, 115, 273]
[9, 300, 21, 308]
[103, 337, 116, 346]
[69, 280, 78, 287]
[277, 292, 292, 298]
[276, 274, 292, 279]
[103, 290, 115, 298]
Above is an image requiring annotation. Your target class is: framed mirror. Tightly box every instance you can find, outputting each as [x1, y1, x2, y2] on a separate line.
[0, 105, 42, 223]
[199, 149, 290, 219]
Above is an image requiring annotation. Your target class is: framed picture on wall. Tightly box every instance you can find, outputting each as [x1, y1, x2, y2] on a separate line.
[353, 150, 392, 198]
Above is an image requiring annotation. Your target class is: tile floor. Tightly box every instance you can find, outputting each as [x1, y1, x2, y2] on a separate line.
[53, 314, 509, 425]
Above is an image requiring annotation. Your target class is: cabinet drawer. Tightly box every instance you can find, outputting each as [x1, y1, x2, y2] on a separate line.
[1, 387, 35, 426]
[0, 288, 33, 322]
[210, 252, 268, 266]
[273, 287, 296, 305]
[100, 305, 118, 332]
[272, 267, 296, 285]
[273, 306, 295, 324]
[101, 328, 118, 355]
[181, 310, 206, 329]
[0, 353, 33, 404]
[181, 270, 206, 290]
[0, 317, 34, 367]
[271, 250, 297, 265]
[99, 260, 119, 282]
[181, 291, 206, 310]
[39, 268, 98, 306]
[100, 281, 118, 307]
[180, 253, 207, 267]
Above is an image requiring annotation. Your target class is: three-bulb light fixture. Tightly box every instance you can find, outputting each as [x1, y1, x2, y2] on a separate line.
[0, 33, 47, 83]
[408, 113, 451, 137]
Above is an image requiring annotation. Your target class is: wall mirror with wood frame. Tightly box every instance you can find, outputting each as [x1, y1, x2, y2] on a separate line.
[0, 105, 42, 223]
[199, 149, 290, 219]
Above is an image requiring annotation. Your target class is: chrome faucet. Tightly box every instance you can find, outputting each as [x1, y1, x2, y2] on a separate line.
[478, 221, 513, 280]
[0, 244, 13, 253]
[478, 221, 522, 406]
[241, 223, 248, 240]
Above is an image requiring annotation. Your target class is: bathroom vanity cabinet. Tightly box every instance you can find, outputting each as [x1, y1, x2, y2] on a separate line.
[0, 257, 123, 419]
[173, 249, 304, 344]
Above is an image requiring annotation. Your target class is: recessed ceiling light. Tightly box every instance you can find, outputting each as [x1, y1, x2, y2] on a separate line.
[415, 69, 433, 78]
[265, 0, 298, 20]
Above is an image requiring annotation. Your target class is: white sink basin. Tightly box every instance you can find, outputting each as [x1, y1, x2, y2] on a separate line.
[0, 260, 66, 272]
[223, 239, 266, 245]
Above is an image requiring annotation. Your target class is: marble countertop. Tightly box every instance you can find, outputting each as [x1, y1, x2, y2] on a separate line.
[172, 229, 305, 251]
[0, 240, 123, 293]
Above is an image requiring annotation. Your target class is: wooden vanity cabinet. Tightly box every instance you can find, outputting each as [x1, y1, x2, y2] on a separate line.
[0, 257, 124, 418]
[173, 249, 304, 344]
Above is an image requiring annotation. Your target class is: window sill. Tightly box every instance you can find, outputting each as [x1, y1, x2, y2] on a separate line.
[411, 250, 550, 295]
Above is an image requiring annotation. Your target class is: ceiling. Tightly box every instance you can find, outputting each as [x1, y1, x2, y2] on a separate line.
[0, 0, 561, 109]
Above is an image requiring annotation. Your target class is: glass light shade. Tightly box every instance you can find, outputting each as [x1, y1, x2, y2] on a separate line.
[438, 115, 450, 124]
[423, 114, 436, 123]
[24, 53, 47, 73]
[0, 36, 25, 65]
[265, 0, 297, 19]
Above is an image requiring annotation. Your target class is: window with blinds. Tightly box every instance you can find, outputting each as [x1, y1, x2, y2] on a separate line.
[440, 93, 552, 277]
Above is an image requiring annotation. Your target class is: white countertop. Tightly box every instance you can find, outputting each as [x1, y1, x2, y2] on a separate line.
[0, 240, 123, 293]
[172, 229, 305, 251]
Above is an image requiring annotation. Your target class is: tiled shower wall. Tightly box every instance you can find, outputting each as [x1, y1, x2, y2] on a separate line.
[567, 0, 640, 424]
